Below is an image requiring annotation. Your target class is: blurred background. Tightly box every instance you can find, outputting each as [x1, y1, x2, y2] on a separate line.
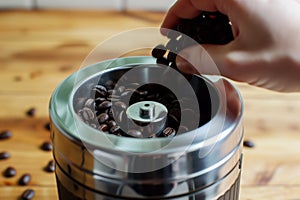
[0, 0, 175, 10]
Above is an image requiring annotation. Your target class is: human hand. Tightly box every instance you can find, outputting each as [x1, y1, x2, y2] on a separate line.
[161, 0, 300, 92]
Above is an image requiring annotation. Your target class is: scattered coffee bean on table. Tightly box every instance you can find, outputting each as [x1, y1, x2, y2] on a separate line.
[44, 160, 55, 172]
[18, 173, 31, 186]
[0, 151, 10, 160]
[26, 108, 36, 117]
[3, 166, 17, 178]
[44, 122, 51, 131]
[40, 141, 53, 151]
[0, 130, 13, 140]
[243, 140, 255, 148]
[21, 189, 35, 200]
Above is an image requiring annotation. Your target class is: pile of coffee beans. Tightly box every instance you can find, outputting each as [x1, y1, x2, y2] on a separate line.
[152, 11, 233, 70]
[75, 81, 199, 138]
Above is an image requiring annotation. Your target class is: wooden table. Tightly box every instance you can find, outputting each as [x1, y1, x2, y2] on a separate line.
[1, 10, 300, 200]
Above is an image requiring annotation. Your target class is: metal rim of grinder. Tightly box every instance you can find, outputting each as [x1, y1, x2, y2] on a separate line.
[50, 56, 244, 200]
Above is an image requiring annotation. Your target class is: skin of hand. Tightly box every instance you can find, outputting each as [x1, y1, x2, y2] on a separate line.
[161, 0, 300, 92]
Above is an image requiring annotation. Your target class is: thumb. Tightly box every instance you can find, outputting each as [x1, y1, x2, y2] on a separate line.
[176, 43, 232, 76]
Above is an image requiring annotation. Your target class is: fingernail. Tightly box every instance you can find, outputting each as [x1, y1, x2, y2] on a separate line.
[160, 28, 168, 36]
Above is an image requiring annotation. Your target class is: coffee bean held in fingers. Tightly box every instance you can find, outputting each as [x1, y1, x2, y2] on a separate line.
[21, 189, 35, 200]
[0, 151, 10, 160]
[18, 173, 31, 186]
[151, 44, 167, 58]
[0, 130, 13, 140]
[156, 57, 170, 66]
[40, 141, 53, 151]
[3, 166, 17, 178]
[153, 11, 233, 71]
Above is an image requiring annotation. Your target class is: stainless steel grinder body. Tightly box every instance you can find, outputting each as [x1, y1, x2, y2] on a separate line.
[49, 56, 244, 200]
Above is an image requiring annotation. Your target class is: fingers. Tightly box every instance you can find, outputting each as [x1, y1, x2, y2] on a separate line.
[161, 0, 235, 35]
[176, 43, 232, 76]
[161, 0, 201, 35]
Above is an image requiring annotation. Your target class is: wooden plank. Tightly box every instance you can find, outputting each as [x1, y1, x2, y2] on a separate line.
[240, 186, 300, 200]
[0, 186, 58, 200]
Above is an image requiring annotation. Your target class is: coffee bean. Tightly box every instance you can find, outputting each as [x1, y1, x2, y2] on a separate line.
[99, 124, 108, 132]
[127, 130, 143, 138]
[98, 101, 112, 110]
[108, 109, 114, 118]
[44, 122, 51, 131]
[106, 94, 120, 102]
[44, 160, 55, 173]
[0, 151, 10, 160]
[152, 44, 167, 58]
[3, 166, 17, 178]
[21, 189, 35, 200]
[156, 57, 170, 66]
[107, 89, 114, 96]
[95, 97, 106, 106]
[18, 173, 31, 186]
[107, 120, 117, 128]
[84, 98, 95, 108]
[110, 125, 121, 135]
[0, 130, 13, 140]
[162, 127, 176, 137]
[243, 140, 255, 148]
[97, 113, 109, 124]
[26, 108, 36, 117]
[92, 85, 107, 98]
[40, 141, 52, 151]
[78, 107, 95, 121]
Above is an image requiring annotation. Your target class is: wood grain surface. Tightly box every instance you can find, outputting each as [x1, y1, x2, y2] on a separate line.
[1, 10, 300, 200]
